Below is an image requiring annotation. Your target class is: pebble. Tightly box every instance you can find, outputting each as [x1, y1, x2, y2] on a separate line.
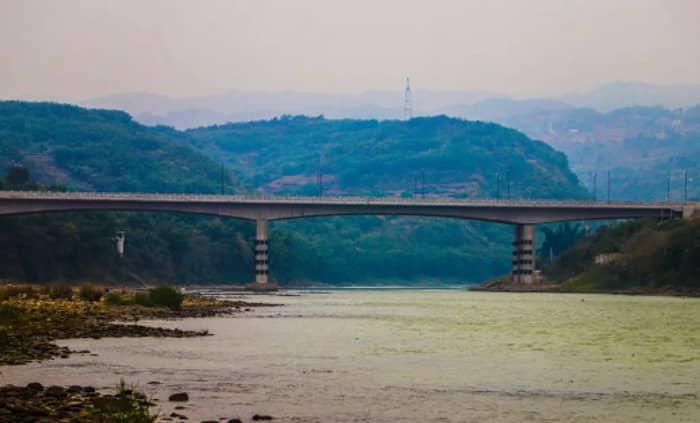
[26, 382, 43, 391]
[67, 385, 82, 393]
[45, 385, 66, 398]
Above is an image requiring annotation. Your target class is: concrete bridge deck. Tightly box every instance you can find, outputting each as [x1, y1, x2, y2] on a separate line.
[0, 191, 695, 289]
[0, 191, 691, 224]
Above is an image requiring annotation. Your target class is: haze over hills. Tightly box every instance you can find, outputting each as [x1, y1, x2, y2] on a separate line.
[560, 82, 700, 112]
[84, 89, 499, 129]
[82, 82, 700, 130]
[489, 104, 700, 202]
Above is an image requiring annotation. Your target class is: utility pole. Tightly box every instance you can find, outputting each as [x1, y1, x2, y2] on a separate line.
[607, 170, 611, 203]
[317, 156, 324, 197]
[220, 163, 224, 195]
[421, 169, 425, 199]
[413, 175, 418, 198]
[496, 173, 501, 199]
[685, 170, 688, 204]
[403, 77, 413, 120]
[667, 172, 671, 202]
[506, 168, 511, 199]
[592, 172, 597, 201]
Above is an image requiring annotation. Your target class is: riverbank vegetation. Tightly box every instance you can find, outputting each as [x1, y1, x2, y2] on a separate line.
[540, 217, 700, 294]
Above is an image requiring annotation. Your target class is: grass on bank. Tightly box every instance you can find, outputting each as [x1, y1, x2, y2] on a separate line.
[0, 283, 183, 348]
[0, 283, 183, 310]
[102, 285, 183, 310]
[0, 303, 24, 345]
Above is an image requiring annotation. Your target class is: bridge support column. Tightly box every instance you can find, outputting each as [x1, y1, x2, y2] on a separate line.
[246, 219, 278, 292]
[512, 224, 536, 284]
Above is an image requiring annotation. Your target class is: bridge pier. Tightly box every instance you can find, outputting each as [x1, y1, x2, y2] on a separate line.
[512, 224, 535, 284]
[246, 218, 278, 292]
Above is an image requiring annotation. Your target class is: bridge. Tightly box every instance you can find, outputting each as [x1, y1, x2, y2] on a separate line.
[0, 191, 695, 289]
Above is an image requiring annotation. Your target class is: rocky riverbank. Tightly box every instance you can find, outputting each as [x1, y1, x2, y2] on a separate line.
[0, 383, 154, 423]
[470, 278, 564, 293]
[0, 287, 280, 421]
[0, 291, 273, 365]
[0, 382, 274, 423]
[471, 277, 700, 297]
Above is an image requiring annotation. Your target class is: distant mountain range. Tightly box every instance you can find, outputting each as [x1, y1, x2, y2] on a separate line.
[82, 81, 700, 130]
[509, 105, 700, 201]
[84, 90, 497, 129]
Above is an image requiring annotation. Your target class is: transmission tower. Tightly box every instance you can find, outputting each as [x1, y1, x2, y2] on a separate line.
[403, 77, 412, 120]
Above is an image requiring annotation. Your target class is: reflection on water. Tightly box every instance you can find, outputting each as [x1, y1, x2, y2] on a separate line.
[2, 290, 699, 422]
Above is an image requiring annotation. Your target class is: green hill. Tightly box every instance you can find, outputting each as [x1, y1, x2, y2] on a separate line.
[0, 102, 587, 285]
[187, 115, 586, 199]
[0, 101, 230, 193]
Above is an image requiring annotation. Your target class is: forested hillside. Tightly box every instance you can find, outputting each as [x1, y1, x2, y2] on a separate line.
[187, 115, 586, 199]
[0, 101, 231, 193]
[0, 102, 587, 285]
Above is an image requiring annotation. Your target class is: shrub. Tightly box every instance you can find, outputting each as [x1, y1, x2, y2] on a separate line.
[0, 304, 20, 322]
[0, 304, 24, 334]
[91, 380, 157, 423]
[0, 327, 8, 346]
[48, 284, 74, 300]
[0, 284, 36, 301]
[103, 291, 138, 306]
[148, 285, 183, 311]
[133, 292, 152, 307]
[103, 292, 125, 306]
[79, 283, 104, 302]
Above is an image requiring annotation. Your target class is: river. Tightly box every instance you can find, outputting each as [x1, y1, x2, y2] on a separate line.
[2, 290, 699, 422]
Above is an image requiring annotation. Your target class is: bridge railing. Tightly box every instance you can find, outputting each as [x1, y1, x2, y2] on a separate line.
[0, 190, 688, 209]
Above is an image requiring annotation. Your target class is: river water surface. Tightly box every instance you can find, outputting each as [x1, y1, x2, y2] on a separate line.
[2, 290, 699, 422]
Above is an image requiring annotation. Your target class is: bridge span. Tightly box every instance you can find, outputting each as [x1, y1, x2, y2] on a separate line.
[0, 191, 694, 289]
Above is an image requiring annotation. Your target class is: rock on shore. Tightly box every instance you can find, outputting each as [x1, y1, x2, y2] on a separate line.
[0, 383, 149, 423]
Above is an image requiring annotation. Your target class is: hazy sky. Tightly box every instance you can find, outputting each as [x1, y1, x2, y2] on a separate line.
[1, 0, 699, 100]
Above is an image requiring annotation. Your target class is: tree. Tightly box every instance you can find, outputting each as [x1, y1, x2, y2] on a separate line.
[4, 163, 31, 189]
[539, 222, 586, 262]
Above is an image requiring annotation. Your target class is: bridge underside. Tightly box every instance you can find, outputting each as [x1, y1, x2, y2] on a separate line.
[0, 193, 691, 290]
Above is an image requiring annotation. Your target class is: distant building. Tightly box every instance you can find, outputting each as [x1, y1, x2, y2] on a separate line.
[594, 253, 621, 265]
